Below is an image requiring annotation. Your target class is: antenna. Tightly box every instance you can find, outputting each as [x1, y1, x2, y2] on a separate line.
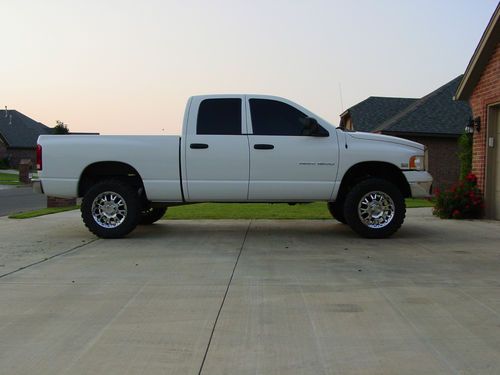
[4, 106, 7, 118]
[338, 82, 344, 112]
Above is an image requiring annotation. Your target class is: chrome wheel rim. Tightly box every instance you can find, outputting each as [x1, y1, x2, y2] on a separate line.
[357, 191, 395, 229]
[91, 191, 127, 228]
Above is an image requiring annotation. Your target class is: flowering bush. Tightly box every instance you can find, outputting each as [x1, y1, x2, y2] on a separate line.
[433, 173, 484, 219]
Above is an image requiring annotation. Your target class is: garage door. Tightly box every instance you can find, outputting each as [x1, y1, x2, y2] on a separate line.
[495, 108, 500, 220]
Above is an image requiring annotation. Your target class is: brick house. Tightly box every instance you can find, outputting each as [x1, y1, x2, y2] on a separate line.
[340, 76, 471, 189]
[0, 137, 7, 160]
[0, 109, 53, 168]
[455, 3, 500, 219]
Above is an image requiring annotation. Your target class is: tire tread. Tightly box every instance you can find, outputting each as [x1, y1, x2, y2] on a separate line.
[344, 178, 405, 238]
[81, 179, 140, 238]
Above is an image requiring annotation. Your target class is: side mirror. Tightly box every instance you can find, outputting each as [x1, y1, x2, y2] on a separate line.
[301, 117, 329, 137]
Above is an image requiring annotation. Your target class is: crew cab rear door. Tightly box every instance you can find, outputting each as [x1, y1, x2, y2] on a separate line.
[247, 96, 338, 201]
[183, 96, 250, 201]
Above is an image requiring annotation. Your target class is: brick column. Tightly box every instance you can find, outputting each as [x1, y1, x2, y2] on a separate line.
[47, 196, 77, 208]
[18, 159, 32, 184]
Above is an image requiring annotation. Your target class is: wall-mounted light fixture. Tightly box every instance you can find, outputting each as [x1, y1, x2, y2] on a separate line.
[465, 116, 481, 134]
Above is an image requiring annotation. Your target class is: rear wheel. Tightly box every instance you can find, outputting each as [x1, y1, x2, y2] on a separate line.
[81, 180, 140, 238]
[139, 207, 167, 225]
[344, 178, 405, 238]
[327, 201, 346, 224]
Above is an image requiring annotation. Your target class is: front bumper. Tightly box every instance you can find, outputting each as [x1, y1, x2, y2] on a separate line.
[32, 179, 44, 194]
[403, 171, 433, 198]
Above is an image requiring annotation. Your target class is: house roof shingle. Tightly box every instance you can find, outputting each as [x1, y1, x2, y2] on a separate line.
[0, 110, 53, 148]
[343, 97, 417, 132]
[373, 75, 472, 136]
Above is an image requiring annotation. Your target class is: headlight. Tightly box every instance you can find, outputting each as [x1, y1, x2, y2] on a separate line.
[409, 155, 425, 171]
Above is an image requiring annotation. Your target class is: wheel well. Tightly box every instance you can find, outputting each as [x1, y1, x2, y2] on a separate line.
[78, 161, 145, 198]
[337, 162, 411, 202]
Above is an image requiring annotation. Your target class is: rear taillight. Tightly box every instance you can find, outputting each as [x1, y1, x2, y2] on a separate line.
[36, 144, 42, 170]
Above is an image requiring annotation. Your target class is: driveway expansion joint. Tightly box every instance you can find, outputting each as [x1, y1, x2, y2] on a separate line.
[0, 238, 99, 280]
[197, 219, 252, 375]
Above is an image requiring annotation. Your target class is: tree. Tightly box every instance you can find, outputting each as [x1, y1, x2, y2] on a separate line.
[54, 120, 69, 134]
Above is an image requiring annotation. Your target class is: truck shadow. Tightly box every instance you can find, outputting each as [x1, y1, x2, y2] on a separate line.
[128, 220, 429, 242]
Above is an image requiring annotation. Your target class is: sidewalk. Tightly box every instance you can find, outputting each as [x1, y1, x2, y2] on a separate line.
[0, 185, 46, 216]
[0, 169, 19, 174]
[1, 169, 38, 176]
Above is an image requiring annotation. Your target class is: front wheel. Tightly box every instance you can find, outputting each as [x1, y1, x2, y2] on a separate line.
[81, 180, 140, 238]
[344, 178, 405, 238]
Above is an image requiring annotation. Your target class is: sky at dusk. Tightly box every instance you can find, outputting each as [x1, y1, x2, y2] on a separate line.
[1, 0, 498, 135]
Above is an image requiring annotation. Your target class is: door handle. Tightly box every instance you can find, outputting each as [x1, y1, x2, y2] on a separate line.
[254, 144, 274, 150]
[190, 143, 209, 149]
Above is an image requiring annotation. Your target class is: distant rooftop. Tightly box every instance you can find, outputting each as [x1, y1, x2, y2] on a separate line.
[342, 97, 417, 132]
[0, 110, 53, 148]
[373, 75, 471, 136]
[342, 75, 472, 136]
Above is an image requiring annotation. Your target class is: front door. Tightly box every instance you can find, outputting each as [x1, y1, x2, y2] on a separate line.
[247, 97, 338, 201]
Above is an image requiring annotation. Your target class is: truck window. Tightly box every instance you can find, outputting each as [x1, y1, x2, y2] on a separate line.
[250, 99, 308, 136]
[197, 98, 242, 135]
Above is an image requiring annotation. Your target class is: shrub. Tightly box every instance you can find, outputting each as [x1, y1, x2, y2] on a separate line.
[0, 157, 10, 169]
[458, 133, 472, 180]
[433, 173, 483, 219]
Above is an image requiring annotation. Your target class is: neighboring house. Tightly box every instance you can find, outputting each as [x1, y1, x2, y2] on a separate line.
[341, 97, 417, 132]
[0, 109, 99, 168]
[455, 3, 500, 219]
[0, 109, 53, 168]
[340, 76, 472, 189]
[0, 137, 7, 160]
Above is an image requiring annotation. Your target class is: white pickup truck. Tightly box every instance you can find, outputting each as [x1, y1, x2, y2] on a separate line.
[35, 95, 432, 239]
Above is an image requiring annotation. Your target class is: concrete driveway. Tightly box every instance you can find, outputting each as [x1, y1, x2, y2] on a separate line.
[1, 209, 500, 374]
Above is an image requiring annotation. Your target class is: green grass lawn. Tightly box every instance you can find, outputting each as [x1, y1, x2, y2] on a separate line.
[163, 199, 434, 220]
[8, 199, 434, 220]
[406, 198, 435, 208]
[0, 172, 20, 185]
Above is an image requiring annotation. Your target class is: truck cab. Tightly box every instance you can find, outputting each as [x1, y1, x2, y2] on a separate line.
[182, 95, 339, 202]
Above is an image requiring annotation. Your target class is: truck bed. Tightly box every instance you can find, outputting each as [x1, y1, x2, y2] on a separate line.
[38, 135, 183, 201]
